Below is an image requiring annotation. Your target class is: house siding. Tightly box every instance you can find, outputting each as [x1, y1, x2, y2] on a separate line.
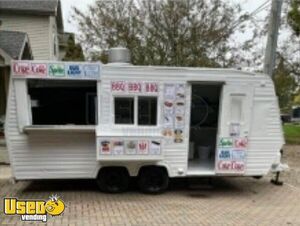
[49, 16, 59, 60]
[0, 14, 53, 60]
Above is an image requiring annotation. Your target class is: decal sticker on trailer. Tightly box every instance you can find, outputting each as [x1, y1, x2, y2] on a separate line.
[125, 141, 137, 155]
[149, 141, 161, 155]
[83, 64, 100, 79]
[216, 137, 248, 174]
[13, 62, 47, 77]
[66, 64, 83, 78]
[49, 64, 65, 77]
[112, 141, 124, 155]
[163, 83, 186, 144]
[12, 61, 100, 80]
[137, 140, 149, 155]
[97, 139, 162, 158]
[100, 140, 111, 155]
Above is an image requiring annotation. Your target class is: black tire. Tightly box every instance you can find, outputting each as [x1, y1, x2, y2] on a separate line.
[138, 167, 169, 194]
[97, 167, 129, 193]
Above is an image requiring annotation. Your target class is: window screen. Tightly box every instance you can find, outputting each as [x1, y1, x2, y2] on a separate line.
[138, 97, 157, 126]
[28, 80, 97, 125]
[114, 97, 134, 124]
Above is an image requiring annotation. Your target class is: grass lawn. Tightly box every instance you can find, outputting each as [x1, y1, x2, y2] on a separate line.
[283, 124, 300, 145]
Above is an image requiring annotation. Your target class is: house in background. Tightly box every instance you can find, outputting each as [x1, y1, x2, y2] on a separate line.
[0, 30, 33, 163]
[58, 32, 75, 60]
[0, 0, 64, 60]
[0, 30, 33, 119]
[0, 0, 72, 163]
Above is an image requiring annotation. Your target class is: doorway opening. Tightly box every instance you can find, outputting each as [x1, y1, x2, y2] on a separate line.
[188, 83, 222, 175]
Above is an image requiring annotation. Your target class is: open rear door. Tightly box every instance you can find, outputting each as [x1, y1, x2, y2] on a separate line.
[216, 84, 254, 175]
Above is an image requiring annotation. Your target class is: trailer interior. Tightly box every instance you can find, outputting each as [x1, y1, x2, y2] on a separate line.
[188, 84, 222, 175]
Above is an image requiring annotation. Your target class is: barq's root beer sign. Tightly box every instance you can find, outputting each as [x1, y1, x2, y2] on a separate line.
[12, 61, 100, 80]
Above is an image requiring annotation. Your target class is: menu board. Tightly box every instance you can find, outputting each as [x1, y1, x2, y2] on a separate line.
[12, 61, 100, 80]
[216, 137, 248, 174]
[98, 139, 161, 157]
[162, 83, 186, 144]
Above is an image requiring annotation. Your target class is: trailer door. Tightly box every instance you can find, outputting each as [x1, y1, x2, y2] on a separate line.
[216, 84, 254, 174]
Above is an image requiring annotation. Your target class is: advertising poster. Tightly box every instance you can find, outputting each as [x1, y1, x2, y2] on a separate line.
[234, 137, 248, 149]
[174, 129, 183, 143]
[216, 137, 247, 174]
[31, 63, 47, 77]
[125, 141, 137, 155]
[100, 140, 111, 155]
[83, 64, 100, 79]
[13, 62, 47, 77]
[149, 141, 161, 155]
[174, 84, 186, 142]
[231, 149, 246, 160]
[112, 141, 124, 155]
[229, 123, 240, 137]
[66, 64, 83, 78]
[98, 139, 162, 157]
[163, 83, 186, 144]
[218, 137, 233, 148]
[137, 140, 149, 155]
[163, 115, 173, 128]
[49, 64, 65, 77]
[218, 149, 232, 160]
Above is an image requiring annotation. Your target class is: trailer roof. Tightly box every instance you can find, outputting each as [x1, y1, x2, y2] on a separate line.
[103, 64, 265, 78]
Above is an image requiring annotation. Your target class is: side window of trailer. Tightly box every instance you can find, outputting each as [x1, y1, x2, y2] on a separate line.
[114, 97, 134, 124]
[138, 96, 157, 126]
[114, 96, 158, 126]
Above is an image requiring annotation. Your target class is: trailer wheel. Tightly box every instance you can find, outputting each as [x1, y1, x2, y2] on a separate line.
[138, 167, 169, 194]
[97, 167, 129, 193]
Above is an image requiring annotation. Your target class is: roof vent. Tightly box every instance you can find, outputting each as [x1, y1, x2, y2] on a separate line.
[108, 47, 131, 65]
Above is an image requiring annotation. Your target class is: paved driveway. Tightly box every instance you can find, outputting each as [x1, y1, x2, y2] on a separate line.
[0, 146, 299, 226]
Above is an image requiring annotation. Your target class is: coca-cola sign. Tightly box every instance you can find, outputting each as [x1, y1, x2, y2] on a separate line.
[13, 62, 47, 77]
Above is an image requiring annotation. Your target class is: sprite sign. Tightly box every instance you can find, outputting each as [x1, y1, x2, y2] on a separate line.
[49, 64, 65, 77]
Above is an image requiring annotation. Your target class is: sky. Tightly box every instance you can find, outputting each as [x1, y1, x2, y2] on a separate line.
[61, 0, 269, 34]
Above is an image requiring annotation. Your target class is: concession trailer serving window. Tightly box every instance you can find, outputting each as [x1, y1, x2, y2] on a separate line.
[28, 80, 97, 125]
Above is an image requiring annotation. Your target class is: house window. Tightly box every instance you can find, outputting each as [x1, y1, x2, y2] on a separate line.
[138, 97, 157, 125]
[114, 97, 134, 124]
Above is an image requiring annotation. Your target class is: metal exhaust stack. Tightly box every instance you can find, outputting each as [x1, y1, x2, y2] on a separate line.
[108, 47, 131, 65]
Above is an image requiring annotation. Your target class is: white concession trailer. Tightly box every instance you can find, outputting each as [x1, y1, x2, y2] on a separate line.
[5, 49, 287, 193]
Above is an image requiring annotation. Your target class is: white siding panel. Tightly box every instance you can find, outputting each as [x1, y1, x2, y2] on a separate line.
[5, 83, 99, 180]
